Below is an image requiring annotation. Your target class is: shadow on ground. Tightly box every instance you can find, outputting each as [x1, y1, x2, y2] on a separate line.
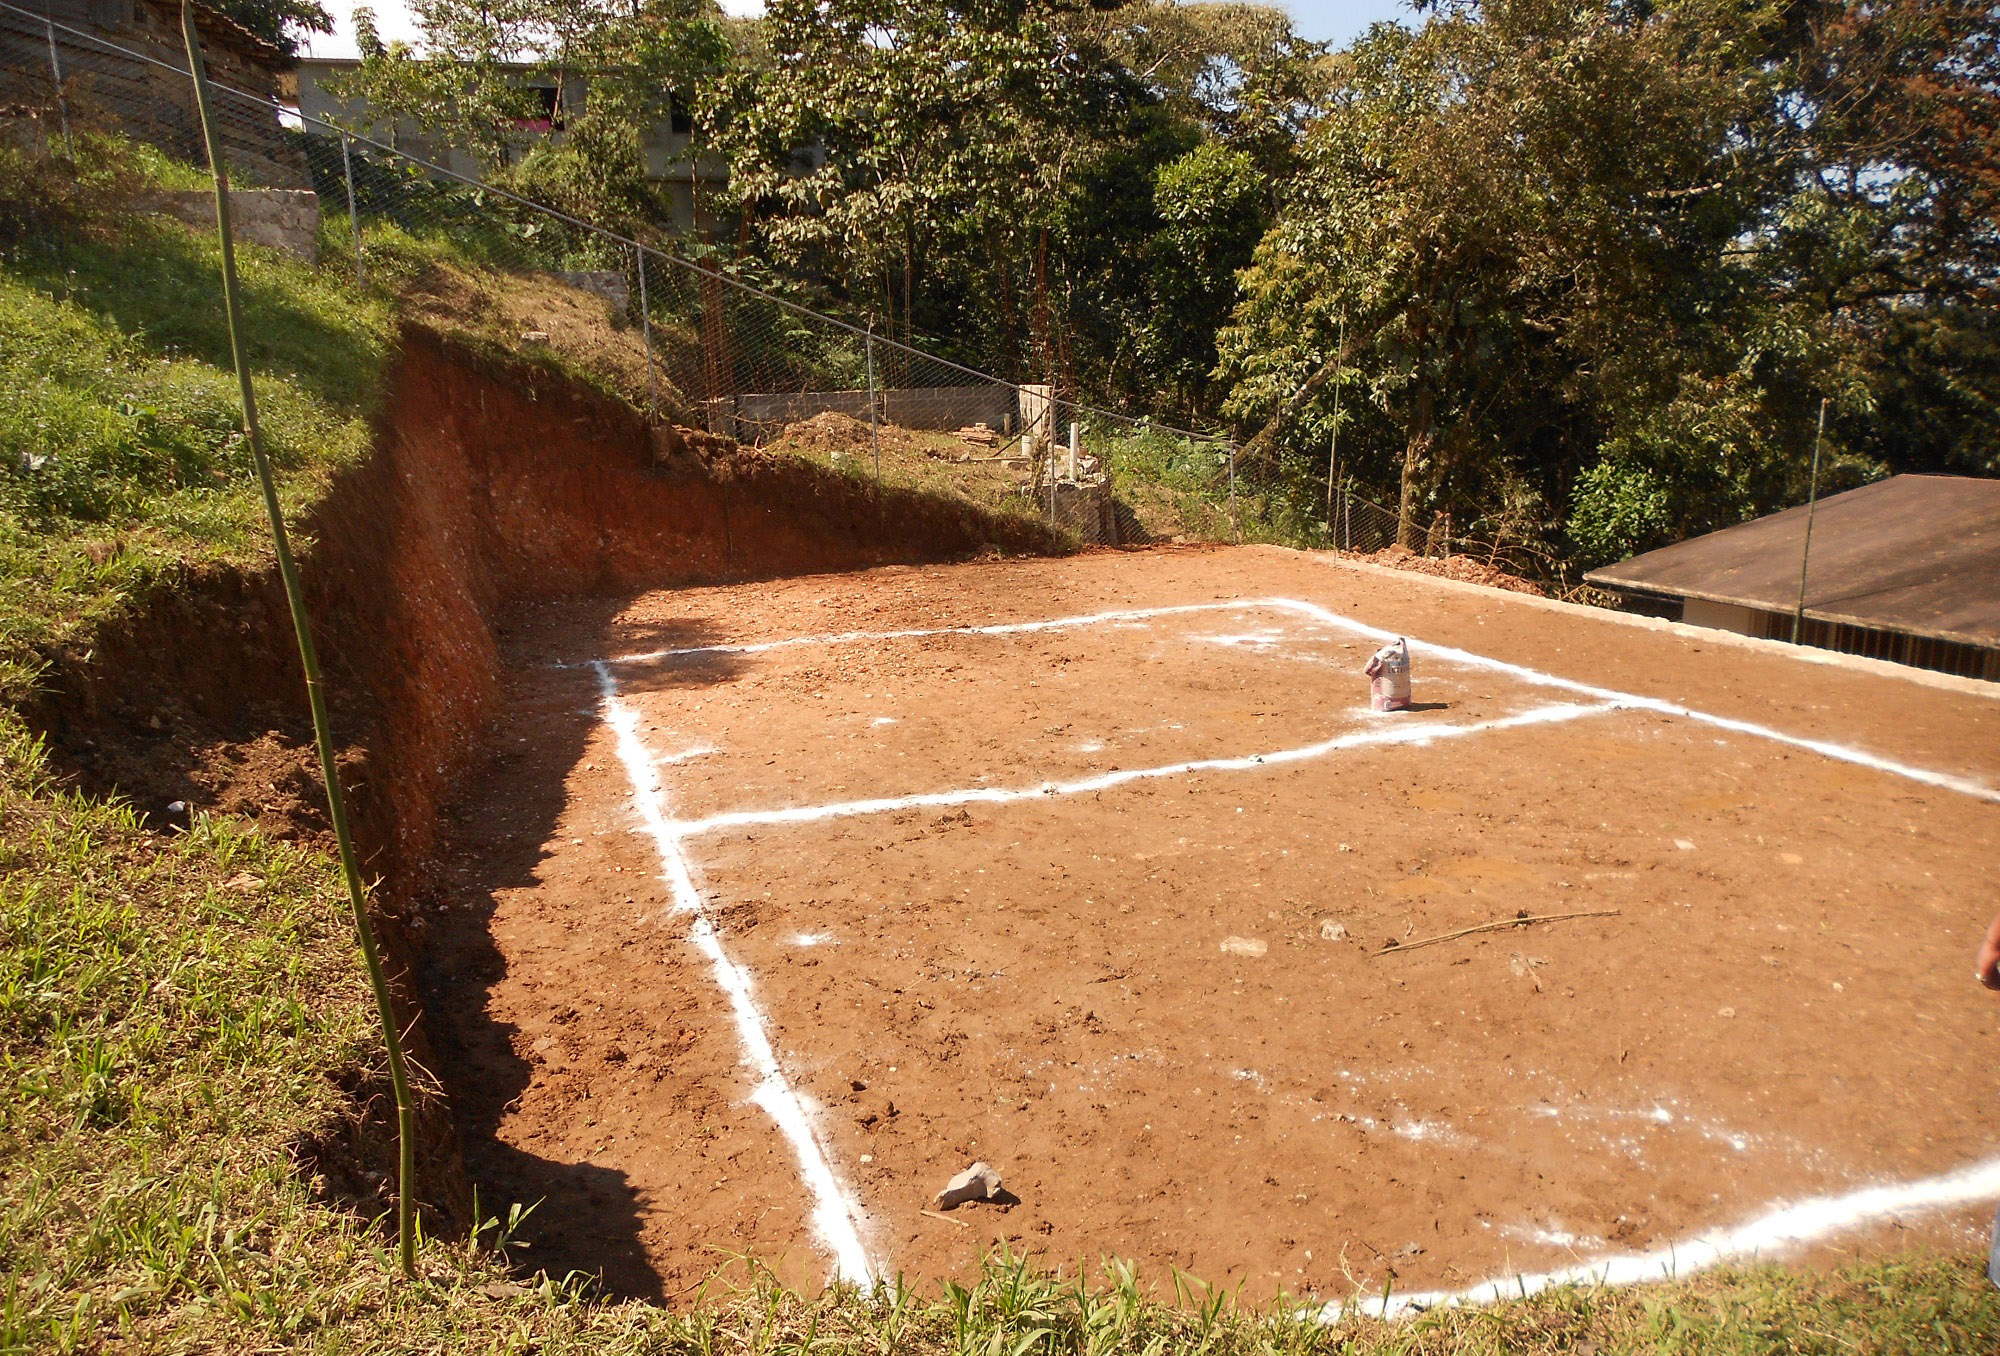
[417, 600, 750, 1301]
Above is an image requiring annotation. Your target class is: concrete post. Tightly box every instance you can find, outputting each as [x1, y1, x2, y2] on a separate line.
[339, 132, 364, 285]
[866, 324, 881, 478]
[45, 19, 72, 158]
[635, 244, 657, 420]
[1228, 443, 1239, 543]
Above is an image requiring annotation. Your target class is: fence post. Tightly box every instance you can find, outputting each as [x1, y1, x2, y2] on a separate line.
[1046, 411, 1057, 527]
[635, 244, 656, 421]
[338, 131, 364, 285]
[865, 322, 881, 478]
[1790, 397, 1829, 644]
[44, 19, 72, 158]
[1325, 316, 1343, 531]
[1228, 443, 1239, 544]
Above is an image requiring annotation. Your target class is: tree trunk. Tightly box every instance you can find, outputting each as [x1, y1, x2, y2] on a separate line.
[1032, 226, 1054, 389]
[1398, 381, 1434, 549]
[1234, 305, 1400, 473]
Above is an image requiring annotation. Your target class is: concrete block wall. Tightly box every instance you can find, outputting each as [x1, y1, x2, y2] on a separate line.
[138, 188, 319, 261]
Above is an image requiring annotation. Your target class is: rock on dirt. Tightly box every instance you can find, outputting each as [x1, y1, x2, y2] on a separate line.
[1318, 920, 1348, 942]
[1219, 935, 1269, 957]
[935, 1161, 1004, 1209]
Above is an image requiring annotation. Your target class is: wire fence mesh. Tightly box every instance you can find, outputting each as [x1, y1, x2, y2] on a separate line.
[3, 0, 1557, 573]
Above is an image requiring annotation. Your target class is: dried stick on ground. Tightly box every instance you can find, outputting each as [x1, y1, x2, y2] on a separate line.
[1371, 909, 1621, 958]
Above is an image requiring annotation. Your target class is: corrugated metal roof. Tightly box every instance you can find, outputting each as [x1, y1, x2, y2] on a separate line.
[1584, 474, 2000, 648]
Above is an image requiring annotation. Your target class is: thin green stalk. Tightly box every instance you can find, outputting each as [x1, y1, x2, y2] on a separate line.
[179, 1, 418, 1281]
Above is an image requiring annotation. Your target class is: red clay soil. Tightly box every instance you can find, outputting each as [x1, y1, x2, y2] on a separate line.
[24, 326, 1060, 1230]
[419, 546, 2000, 1305]
[1355, 544, 1546, 595]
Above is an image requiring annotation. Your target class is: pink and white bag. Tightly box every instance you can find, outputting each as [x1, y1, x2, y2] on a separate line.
[1364, 638, 1412, 712]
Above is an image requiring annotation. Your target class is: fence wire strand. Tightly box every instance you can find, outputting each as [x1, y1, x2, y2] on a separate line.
[3, 0, 1548, 567]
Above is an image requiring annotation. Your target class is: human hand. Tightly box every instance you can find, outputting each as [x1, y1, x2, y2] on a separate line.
[1977, 912, 2000, 991]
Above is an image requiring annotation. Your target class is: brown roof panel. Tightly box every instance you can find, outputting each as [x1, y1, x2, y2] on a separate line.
[1584, 474, 2000, 647]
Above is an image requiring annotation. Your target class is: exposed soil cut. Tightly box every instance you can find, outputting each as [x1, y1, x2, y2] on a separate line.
[24, 325, 1062, 1234]
[416, 547, 2000, 1305]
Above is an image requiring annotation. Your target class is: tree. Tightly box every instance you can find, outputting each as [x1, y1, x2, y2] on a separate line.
[211, 0, 332, 57]
[339, 0, 728, 227]
[1138, 141, 1266, 416]
[714, 0, 1317, 412]
[1219, 0, 2000, 562]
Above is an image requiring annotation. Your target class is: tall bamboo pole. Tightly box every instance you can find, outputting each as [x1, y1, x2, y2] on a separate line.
[181, 3, 418, 1281]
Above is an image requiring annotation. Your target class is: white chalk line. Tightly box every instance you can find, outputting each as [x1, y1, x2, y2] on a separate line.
[603, 601, 1239, 666]
[587, 592, 1996, 1292]
[665, 701, 1620, 839]
[591, 661, 874, 1289]
[1262, 597, 2000, 806]
[1326, 1152, 2000, 1321]
[608, 596, 2000, 805]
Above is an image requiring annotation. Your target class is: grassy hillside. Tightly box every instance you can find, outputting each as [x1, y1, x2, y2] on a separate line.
[1, 135, 1997, 1354]
[0, 154, 394, 706]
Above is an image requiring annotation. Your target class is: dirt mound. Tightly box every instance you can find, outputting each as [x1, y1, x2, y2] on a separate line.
[1356, 544, 1545, 595]
[767, 410, 930, 459]
[33, 327, 1060, 860]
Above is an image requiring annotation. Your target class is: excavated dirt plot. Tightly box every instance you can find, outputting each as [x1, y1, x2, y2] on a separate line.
[421, 546, 2000, 1307]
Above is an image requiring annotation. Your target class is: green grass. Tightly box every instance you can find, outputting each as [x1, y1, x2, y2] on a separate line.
[0, 207, 393, 705]
[2, 134, 1998, 1354]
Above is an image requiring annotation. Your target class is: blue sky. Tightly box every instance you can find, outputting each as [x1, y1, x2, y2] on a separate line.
[304, 0, 1415, 61]
[1280, 0, 1412, 45]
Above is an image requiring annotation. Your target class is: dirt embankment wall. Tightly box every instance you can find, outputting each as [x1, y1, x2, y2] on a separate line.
[26, 325, 1060, 1227]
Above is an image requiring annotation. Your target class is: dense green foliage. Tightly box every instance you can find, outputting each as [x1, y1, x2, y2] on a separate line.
[342, 0, 1997, 571]
[210, 0, 334, 58]
[1220, 0, 2000, 559]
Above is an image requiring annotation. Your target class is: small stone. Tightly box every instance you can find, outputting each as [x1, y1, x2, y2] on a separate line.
[1318, 920, 1348, 942]
[1717, 1006, 1736, 1018]
[223, 872, 261, 894]
[1673, 839, 1696, 851]
[935, 1161, 1003, 1210]
[520, 330, 550, 343]
[1219, 936, 1268, 957]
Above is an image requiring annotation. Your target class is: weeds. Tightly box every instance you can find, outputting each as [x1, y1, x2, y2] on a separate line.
[0, 165, 392, 703]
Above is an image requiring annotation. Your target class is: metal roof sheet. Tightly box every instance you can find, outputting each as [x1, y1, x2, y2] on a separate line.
[1584, 474, 2000, 648]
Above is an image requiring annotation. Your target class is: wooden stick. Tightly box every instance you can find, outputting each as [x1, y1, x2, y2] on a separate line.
[182, 3, 417, 1278]
[1370, 909, 1620, 958]
[921, 1209, 971, 1229]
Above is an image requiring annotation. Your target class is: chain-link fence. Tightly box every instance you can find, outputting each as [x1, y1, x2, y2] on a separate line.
[3, 0, 1555, 572]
